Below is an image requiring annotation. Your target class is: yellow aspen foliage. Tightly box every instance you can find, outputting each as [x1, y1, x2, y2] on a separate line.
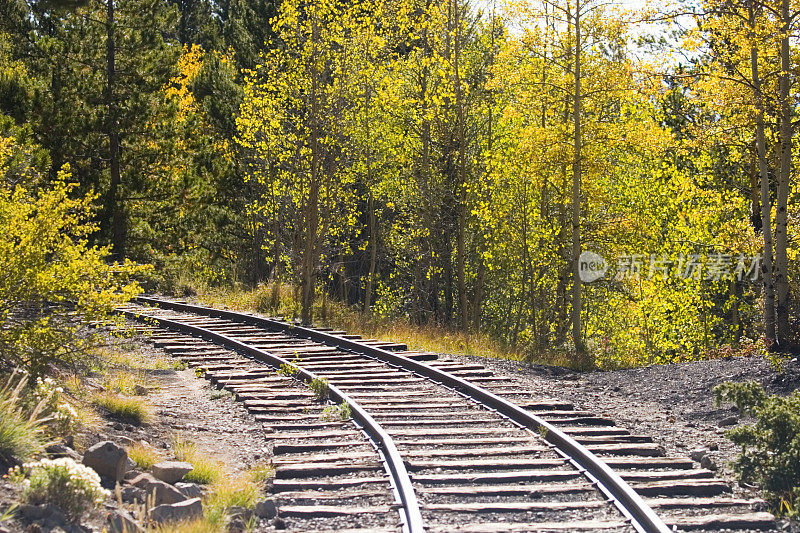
[0, 135, 146, 375]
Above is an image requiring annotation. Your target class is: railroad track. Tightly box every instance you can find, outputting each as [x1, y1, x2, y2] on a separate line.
[116, 296, 777, 533]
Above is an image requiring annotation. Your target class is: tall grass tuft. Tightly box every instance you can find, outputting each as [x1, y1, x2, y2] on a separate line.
[92, 393, 151, 425]
[127, 441, 161, 470]
[0, 371, 48, 467]
[172, 438, 224, 485]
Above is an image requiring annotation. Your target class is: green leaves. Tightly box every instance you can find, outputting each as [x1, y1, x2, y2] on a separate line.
[716, 381, 800, 515]
[0, 134, 144, 375]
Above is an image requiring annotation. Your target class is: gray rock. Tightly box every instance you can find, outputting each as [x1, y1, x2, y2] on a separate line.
[119, 485, 147, 504]
[255, 499, 277, 519]
[19, 504, 52, 520]
[720, 416, 738, 426]
[701, 455, 718, 471]
[45, 443, 81, 461]
[689, 448, 706, 462]
[83, 441, 128, 482]
[151, 461, 193, 484]
[149, 498, 203, 525]
[128, 473, 187, 505]
[175, 482, 203, 499]
[227, 517, 246, 533]
[228, 506, 253, 521]
[124, 469, 142, 481]
[106, 509, 142, 533]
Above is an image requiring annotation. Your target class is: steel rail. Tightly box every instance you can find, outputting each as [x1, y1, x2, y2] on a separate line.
[134, 296, 671, 533]
[120, 306, 425, 533]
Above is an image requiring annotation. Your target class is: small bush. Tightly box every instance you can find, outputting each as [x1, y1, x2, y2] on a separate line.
[0, 371, 47, 466]
[308, 377, 329, 401]
[9, 457, 110, 520]
[276, 363, 298, 378]
[127, 442, 161, 470]
[321, 402, 351, 422]
[92, 393, 151, 425]
[0, 152, 146, 377]
[714, 381, 800, 515]
[172, 438, 223, 485]
[33, 376, 79, 436]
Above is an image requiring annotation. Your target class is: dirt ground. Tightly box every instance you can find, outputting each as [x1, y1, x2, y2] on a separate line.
[0, 342, 272, 533]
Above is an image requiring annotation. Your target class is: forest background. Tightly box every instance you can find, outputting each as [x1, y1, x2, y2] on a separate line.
[0, 0, 797, 370]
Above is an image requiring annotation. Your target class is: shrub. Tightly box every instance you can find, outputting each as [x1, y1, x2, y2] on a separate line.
[714, 381, 800, 515]
[0, 134, 146, 377]
[308, 377, 329, 401]
[0, 371, 47, 467]
[9, 457, 110, 520]
[33, 376, 79, 436]
[321, 402, 351, 422]
[92, 393, 151, 425]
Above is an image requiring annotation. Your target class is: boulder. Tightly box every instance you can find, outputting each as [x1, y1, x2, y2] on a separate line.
[149, 498, 203, 525]
[118, 485, 147, 504]
[45, 443, 81, 462]
[124, 469, 142, 481]
[83, 441, 128, 483]
[106, 509, 142, 533]
[175, 482, 203, 499]
[128, 473, 186, 505]
[701, 455, 718, 471]
[151, 461, 193, 484]
[228, 506, 253, 521]
[255, 499, 277, 519]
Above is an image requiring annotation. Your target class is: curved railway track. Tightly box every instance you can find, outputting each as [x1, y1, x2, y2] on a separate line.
[117, 296, 777, 533]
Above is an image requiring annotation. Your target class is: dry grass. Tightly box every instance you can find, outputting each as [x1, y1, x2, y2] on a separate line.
[0, 372, 47, 465]
[128, 441, 162, 470]
[151, 460, 269, 532]
[101, 371, 147, 396]
[194, 283, 526, 362]
[171, 438, 224, 485]
[92, 393, 152, 425]
[93, 345, 183, 372]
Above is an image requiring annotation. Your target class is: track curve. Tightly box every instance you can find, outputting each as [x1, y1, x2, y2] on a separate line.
[117, 296, 776, 533]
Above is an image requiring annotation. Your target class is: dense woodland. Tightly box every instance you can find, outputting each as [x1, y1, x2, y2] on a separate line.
[0, 0, 798, 369]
